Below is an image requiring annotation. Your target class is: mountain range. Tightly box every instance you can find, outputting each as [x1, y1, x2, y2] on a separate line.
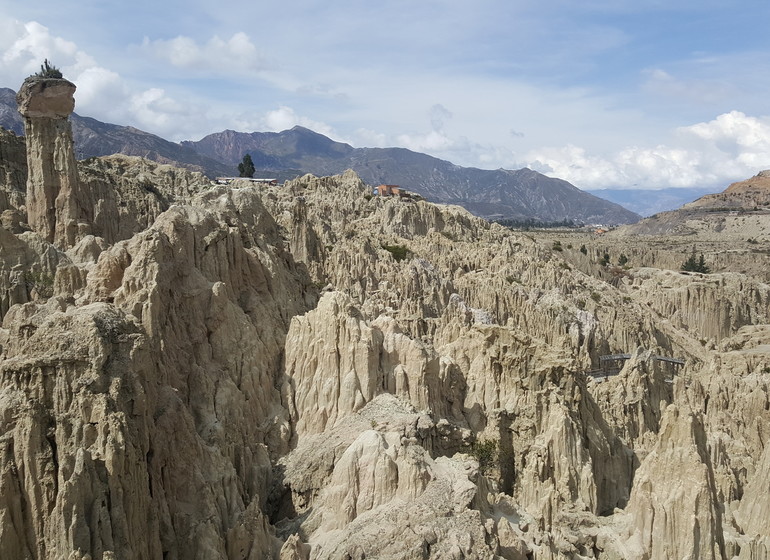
[616, 170, 770, 237]
[0, 86, 638, 224]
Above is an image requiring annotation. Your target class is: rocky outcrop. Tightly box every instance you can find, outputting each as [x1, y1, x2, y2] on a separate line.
[0, 115, 768, 560]
[17, 77, 83, 248]
[0, 158, 211, 328]
[625, 268, 770, 343]
[621, 404, 725, 560]
[0, 181, 316, 558]
[76, 154, 211, 245]
[0, 128, 26, 217]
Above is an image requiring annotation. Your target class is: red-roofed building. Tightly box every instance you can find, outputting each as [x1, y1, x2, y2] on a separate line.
[377, 184, 401, 196]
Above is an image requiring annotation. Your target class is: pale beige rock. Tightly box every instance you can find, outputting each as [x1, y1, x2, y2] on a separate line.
[17, 77, 83, 248]
[1, 160, 769, 560]
[76, 154, 210, 244]
[622, 404, 725, 560]
[16, 78, 76, 118]
[0, 182, 317, 558]
[736, 443, 770, 538]
[279, 534, 310, 560]
[0, 128, 27, 214]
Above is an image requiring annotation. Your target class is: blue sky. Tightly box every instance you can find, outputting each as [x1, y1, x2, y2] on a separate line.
[2, 0, 770, 191]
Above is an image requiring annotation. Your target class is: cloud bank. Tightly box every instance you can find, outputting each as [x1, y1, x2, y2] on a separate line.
[527, 111, 770, 190]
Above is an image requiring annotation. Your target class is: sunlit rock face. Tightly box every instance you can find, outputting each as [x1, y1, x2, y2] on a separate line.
[0, 81, 769, 558]
[16, 77, 82, 248]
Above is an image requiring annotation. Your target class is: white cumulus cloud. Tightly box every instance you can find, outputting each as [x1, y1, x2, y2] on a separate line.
[526, 111, 770, 190]
[0, 20, 80, 83]
[141, 32, 267, 75]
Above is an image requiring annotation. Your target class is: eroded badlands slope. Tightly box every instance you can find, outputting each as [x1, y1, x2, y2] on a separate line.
[0, 121, 769, 559]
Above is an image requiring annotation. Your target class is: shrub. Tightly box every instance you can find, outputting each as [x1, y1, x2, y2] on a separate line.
[382, 244, 410, 262]
[552, 240, 563, 252]
[469, 439, 498, 473]
[579, 244, 587, 255]
[33, 59, 63, 79]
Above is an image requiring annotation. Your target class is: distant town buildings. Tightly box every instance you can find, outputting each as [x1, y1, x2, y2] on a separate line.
[374, 184, 422, 201]
[376, 184, 402, 196]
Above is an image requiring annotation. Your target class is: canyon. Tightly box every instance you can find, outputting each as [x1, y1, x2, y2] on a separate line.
[0, 77, 768, 559]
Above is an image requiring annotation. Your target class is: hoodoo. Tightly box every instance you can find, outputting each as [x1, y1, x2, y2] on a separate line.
[16, 73, 82, 248]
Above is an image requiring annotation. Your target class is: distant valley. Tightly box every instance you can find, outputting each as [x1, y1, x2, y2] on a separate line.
[586, 186, 716, 217]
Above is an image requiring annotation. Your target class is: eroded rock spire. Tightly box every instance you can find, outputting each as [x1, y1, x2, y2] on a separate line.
[16, 74, 82, 248]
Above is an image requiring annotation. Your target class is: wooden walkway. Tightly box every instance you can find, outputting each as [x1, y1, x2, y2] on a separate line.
[599, 354, 685, 366]
[583, 353, 685, 382]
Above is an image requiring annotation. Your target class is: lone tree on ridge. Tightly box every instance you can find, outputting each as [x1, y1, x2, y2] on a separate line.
[238, 154, 255, 178]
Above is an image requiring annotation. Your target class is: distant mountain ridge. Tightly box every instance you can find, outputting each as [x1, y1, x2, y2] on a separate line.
[0, 87, 231, 177]
[184, 127, 640, 224]
[0, 86, 639, 224]
[614, 170, 770, 237]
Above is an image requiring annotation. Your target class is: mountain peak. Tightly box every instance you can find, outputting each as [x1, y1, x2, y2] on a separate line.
[0, 89, 638, 223]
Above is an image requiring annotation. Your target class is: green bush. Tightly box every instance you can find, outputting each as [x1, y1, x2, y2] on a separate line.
[33, 59, 63, 79]
[382, 244, 410, 262]
[469, 439, 498, 473]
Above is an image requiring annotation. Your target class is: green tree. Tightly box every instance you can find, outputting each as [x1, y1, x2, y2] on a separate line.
[681, 250, 710, 273]
[238, 154, 255, 178]
[697, 253, 711, 273]
[618, 253, 628, 266]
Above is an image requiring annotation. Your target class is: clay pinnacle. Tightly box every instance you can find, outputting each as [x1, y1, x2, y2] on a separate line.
[17, 75, 82, 247]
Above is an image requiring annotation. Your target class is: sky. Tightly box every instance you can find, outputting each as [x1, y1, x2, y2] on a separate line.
[2, 0, 770, 192]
